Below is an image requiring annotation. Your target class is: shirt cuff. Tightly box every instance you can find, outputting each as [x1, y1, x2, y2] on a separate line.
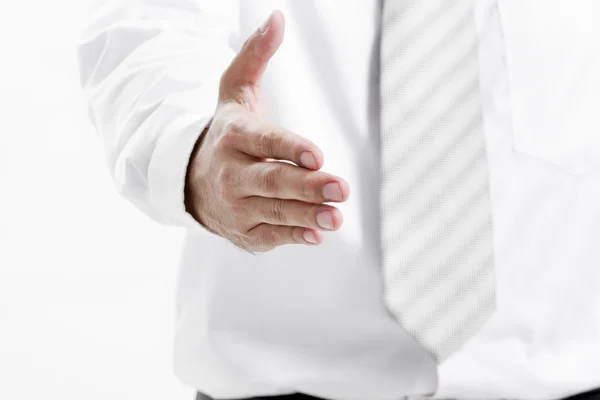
[147, 111, 222, 237]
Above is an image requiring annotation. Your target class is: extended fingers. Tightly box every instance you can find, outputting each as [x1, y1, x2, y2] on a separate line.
[245, 224, 324, 252]
[239, 161, 350, 203]
[243, 197, 344, 231]
[229, 123, 324, 170]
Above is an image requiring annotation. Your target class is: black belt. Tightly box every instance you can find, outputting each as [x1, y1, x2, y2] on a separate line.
[197, 387, 600, 400]
[196, 394, 318, 400]
[563, 388, 600, 400]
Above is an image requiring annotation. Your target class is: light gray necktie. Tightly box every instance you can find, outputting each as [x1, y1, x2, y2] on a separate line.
[380, 0, 496, 362]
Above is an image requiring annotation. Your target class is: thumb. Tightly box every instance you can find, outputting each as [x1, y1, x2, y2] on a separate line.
[219, 10, 285, 103]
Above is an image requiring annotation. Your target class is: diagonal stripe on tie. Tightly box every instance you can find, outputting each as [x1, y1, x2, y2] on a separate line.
[380, 0, 496, 362]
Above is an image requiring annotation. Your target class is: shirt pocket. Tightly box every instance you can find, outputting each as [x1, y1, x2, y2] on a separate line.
[498, 0, 600, 174]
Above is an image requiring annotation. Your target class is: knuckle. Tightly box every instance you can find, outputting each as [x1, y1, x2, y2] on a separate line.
[261, 229, 279, 248]
[214, 139, 230, 159]
[258, 130, 279, 158]
[308, 176, 328, 202]
[249, 226, 277, 252]
[240, 34, 255, 53]
[298, 181, 311, 200]
[262, 164, 281, 193]
[217, 111, 246, 141]
[268, 199, 287, 224]
[301, 205, 316, 225]
[227, 114, 247, 132]
[290, 227, 303, 244]
[219, 126, 240, 148]
[217, 164, 238, 192]
[300, 177, 319, 200]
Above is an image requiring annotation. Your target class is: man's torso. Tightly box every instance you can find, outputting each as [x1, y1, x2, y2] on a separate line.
[175, 1, 600, 399]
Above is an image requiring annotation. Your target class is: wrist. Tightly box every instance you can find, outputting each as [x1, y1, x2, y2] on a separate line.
[184, 124, 214, 231]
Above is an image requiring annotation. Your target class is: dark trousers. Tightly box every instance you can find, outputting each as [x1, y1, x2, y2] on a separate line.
[196, 394, 320, 400]
[196, 387, 600, 400]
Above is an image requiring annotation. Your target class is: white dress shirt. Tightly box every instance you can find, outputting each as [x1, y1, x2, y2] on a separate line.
[77, 0, 600, 399]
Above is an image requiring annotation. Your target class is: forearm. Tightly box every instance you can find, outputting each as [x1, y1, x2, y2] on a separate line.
[77, 0, 239, 228]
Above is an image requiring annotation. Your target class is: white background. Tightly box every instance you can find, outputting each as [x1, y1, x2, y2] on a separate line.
[0, 1, 192, 399]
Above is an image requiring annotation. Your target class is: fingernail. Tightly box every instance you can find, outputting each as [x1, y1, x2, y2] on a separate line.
[303, 230, 317, 244]
[300, 151, 317, 169]
[317, 211, 334, 230]
[322, 182, 343, 201]
[258, 12, 272, 34]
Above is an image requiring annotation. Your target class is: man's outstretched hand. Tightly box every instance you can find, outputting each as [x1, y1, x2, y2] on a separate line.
[185, 10, 350, 252]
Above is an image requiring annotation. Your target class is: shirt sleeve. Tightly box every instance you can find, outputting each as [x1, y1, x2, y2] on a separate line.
[76, 0, 239, 232]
